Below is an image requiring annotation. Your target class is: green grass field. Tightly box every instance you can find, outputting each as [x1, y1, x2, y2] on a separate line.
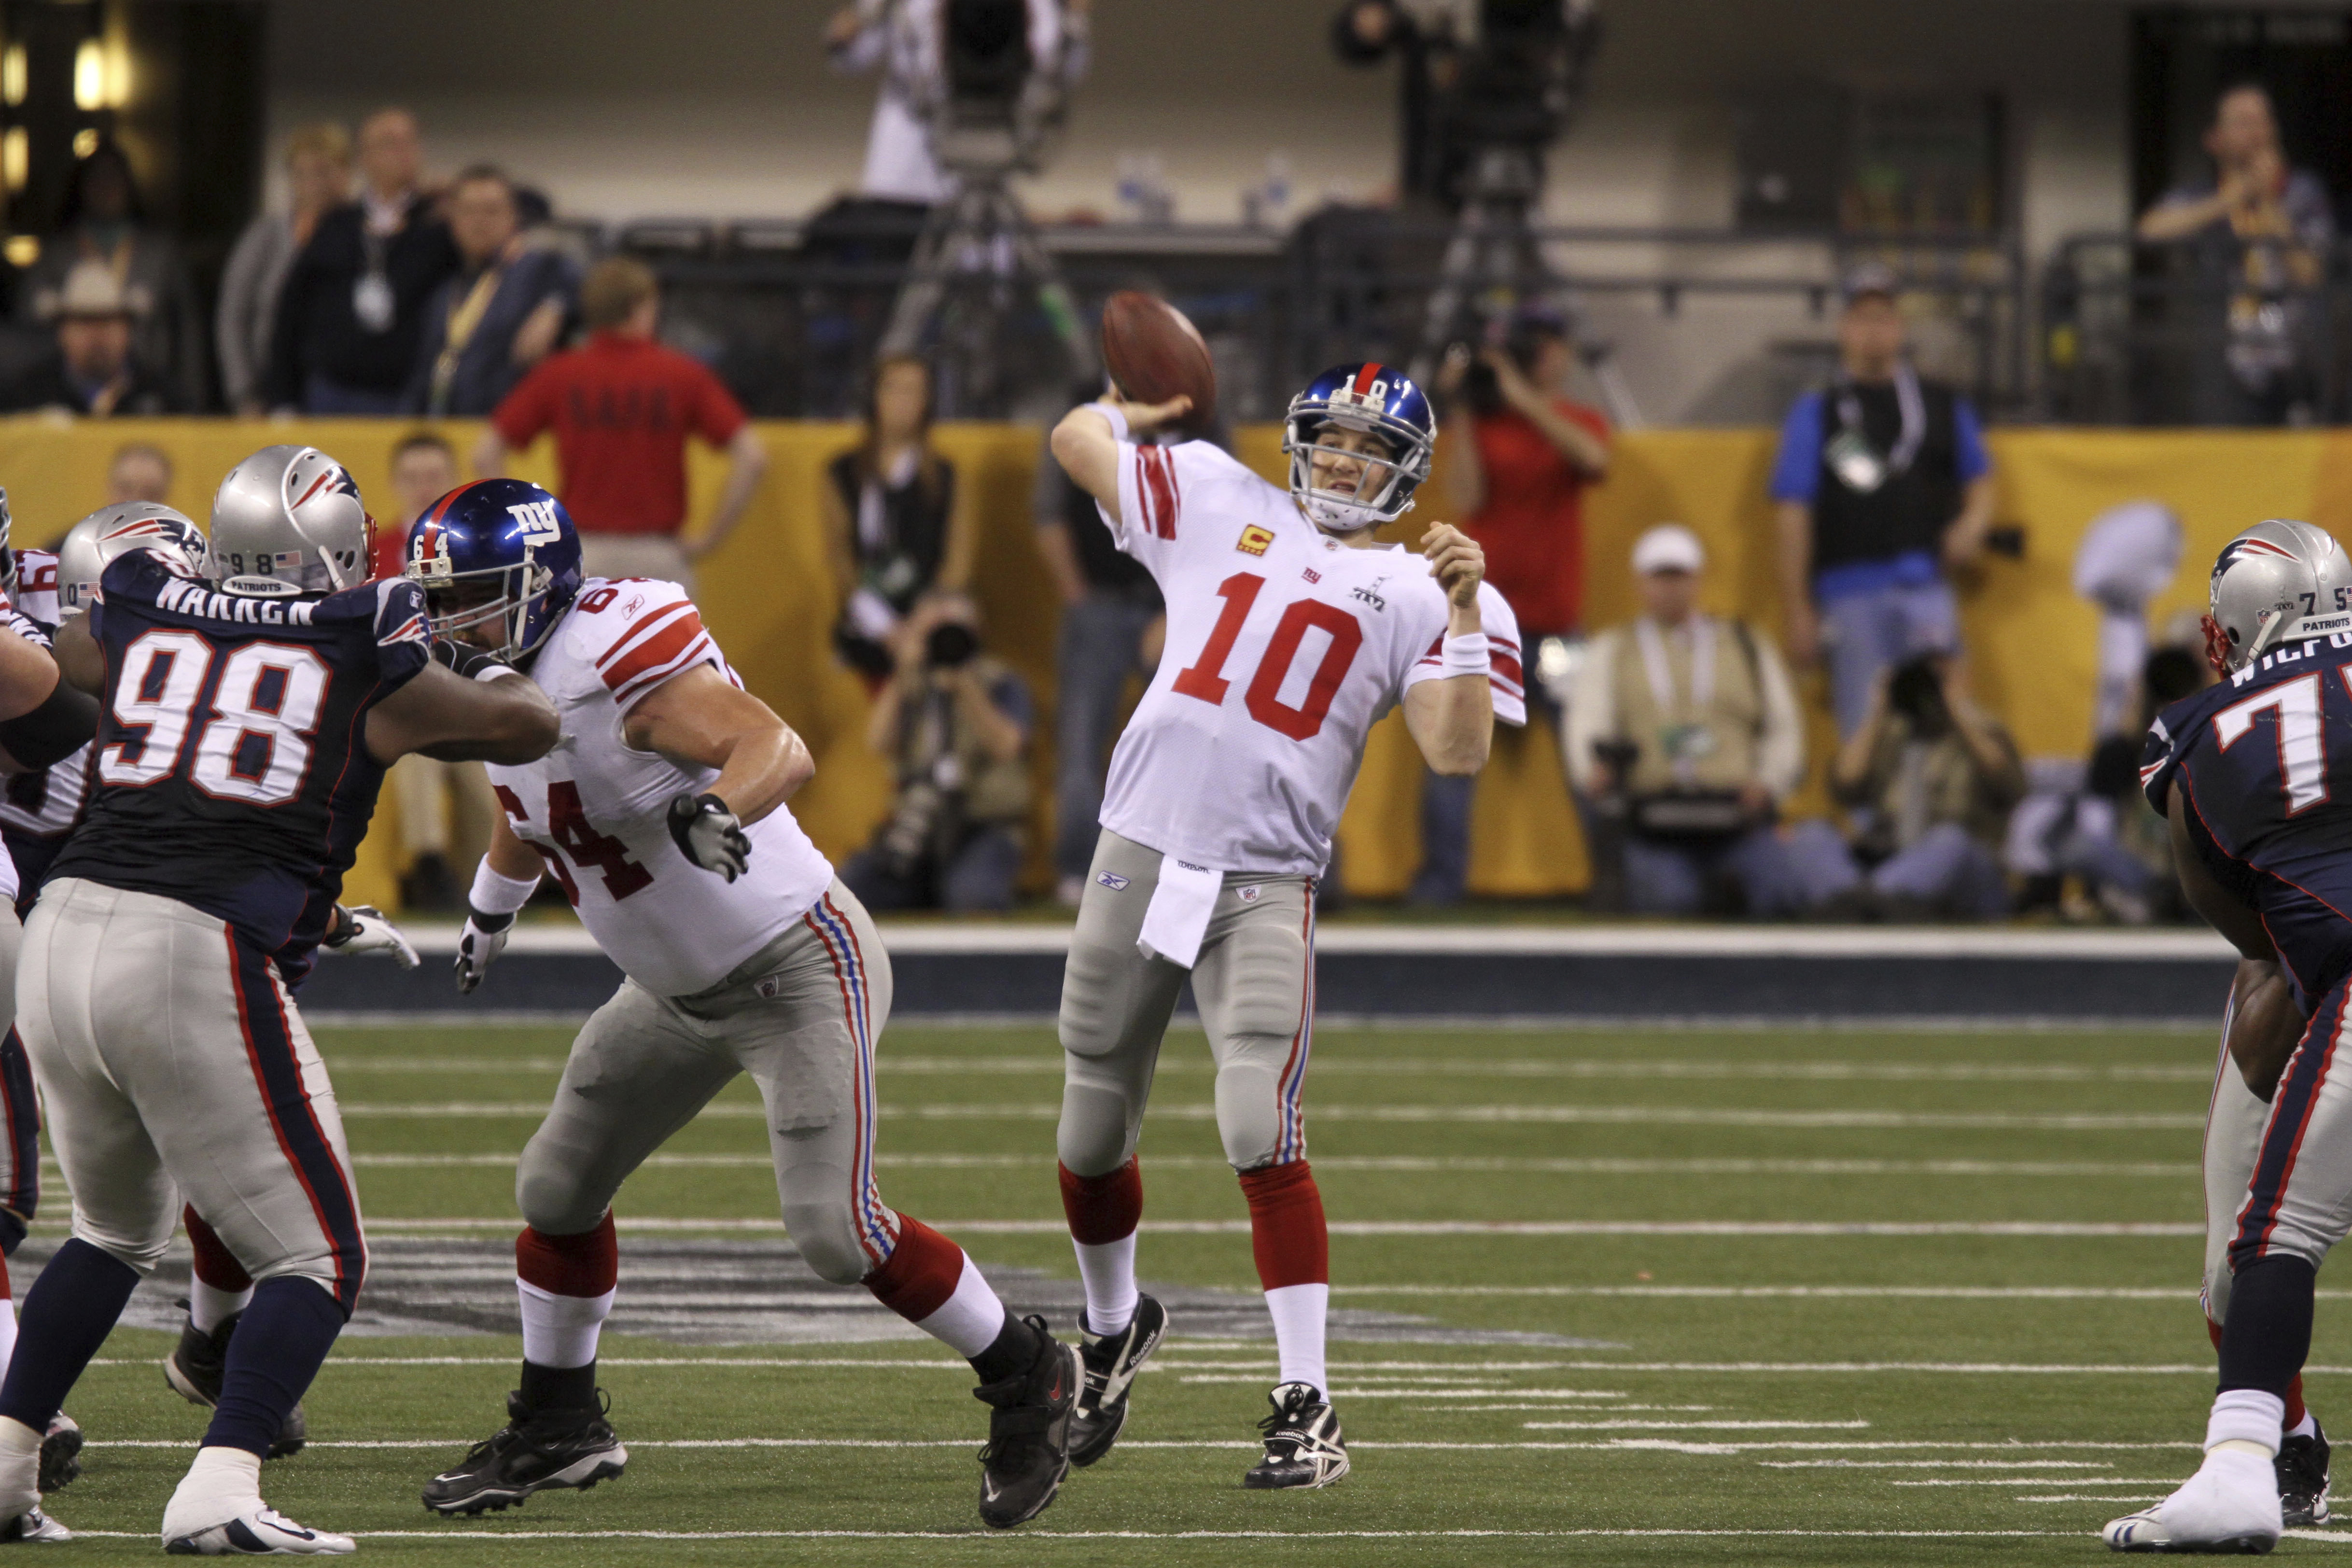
[16, 1017, 2342, 1564]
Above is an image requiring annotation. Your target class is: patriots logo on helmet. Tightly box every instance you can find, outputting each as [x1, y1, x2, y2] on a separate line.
[2211, 534, 2298, 590]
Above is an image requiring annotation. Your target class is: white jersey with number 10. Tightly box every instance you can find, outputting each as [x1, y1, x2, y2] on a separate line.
[486, 576, 835, 997]
[1097, 438, 1525, 877]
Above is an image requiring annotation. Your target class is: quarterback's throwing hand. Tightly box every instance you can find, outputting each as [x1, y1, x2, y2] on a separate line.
[1422, 523, 1485, 608]
[668, 792, 752, 882]
[324, 904, 420, 969]
[454, 910, 513, 994]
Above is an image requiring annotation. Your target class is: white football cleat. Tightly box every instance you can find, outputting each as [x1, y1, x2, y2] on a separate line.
[2103, 1448, 2282, 1553]
[0, 1506, 69, 1542]
[163, 1506, 353, 1556]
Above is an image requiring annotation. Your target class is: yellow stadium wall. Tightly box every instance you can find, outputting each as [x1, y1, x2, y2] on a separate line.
[0, 417, 2342, 909]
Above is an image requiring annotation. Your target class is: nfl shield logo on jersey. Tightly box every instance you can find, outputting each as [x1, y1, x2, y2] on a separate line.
[1238, 885, 1261, 904]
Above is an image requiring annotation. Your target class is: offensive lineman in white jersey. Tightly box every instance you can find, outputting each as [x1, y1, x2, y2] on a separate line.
[1046, 363, 1522, 1487]
[406, 480, 1083, 1531]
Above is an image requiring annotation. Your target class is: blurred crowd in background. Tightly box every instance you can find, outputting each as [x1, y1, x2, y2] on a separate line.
[0, 64, 2308, 926]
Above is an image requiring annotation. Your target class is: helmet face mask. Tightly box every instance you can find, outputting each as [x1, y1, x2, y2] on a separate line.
[1282, 363, 1435, 534]
[402, 479, 582, 664]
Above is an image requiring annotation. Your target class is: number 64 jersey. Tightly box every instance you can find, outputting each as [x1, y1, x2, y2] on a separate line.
[486, 577, 834, 998]
[2142, 632, 2352, 1010]
[1099, 438, 1525, 876]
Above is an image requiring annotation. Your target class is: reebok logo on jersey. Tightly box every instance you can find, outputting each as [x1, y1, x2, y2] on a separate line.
[1097, 872, 1130, 891]
[1237, 524, 1274, 557]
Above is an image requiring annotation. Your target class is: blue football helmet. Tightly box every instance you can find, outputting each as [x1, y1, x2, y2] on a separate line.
[1281, 362, 1436, 532]
[402, 478, 583, 663]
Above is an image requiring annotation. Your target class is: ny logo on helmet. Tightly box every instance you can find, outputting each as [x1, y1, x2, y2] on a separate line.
[506, 500, 562, 546]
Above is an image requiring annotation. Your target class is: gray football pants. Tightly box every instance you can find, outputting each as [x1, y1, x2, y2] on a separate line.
[1058, 830, 1316, 1177]
[16, 878, 365, 1308]
[515, 880, 898, 1285]
[2208, 972, 2352, 1295]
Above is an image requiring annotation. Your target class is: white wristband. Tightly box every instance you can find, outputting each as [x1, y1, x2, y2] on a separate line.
[1440, 632, 1490, 677]
[468, 859, 540, 917]
[1089, 402, 1131, 443]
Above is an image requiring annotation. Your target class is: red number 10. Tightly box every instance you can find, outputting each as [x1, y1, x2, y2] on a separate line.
[1170, 572, 1364, 742]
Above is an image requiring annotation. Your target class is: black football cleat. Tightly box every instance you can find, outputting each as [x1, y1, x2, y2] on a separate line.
[37, 1413, 80, 1493]
[1244, 1381, 1350, 1490]
[973, 1317, 1079, 1528]
[1069, 1295, 1167, 1468]
[421, 1391, 627, 1517]
[2280, 1418, 2332, 1527]
[164, 1305, 307, 1459]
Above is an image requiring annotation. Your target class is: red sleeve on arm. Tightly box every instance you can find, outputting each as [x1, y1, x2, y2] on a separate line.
[492, 359, 560, 449]
[689, 362, 748, 447]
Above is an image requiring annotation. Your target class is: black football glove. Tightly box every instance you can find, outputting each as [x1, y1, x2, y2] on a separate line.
[432, 637, 512, 681]
[667, 792, 751, 882]
[454, 907, 515, 994]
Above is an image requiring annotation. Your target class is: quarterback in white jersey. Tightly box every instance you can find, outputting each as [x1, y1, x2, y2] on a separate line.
[406, 480, 1082, 1532]
[1044, 361, 1517, 1491]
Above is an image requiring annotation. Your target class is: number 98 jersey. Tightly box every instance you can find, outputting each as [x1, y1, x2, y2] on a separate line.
[1098, 438, 1526, 876]
[486, 577, 834, 997]
[47, 548, 431, 980]
[2143, 631, 2352, 1007]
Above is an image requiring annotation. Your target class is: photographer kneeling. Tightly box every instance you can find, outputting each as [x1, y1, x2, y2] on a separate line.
[1830, 650, 2026, 921]
[842, 594, 1035, 912]
[1567, 526, 1853, 918]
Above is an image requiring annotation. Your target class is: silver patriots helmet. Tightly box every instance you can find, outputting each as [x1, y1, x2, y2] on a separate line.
[208, 445, 371, 597]
[55, 501, 205, 619]
[2205, 518, 2352, 673]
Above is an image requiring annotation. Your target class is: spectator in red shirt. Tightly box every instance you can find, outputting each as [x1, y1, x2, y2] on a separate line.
[1409, 304, 1610, 905]
[475, 256, 769, 592]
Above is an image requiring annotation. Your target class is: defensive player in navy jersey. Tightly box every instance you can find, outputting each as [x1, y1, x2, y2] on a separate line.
[0, 446, 558, 1553]
[2109, 519, 2352, 1553]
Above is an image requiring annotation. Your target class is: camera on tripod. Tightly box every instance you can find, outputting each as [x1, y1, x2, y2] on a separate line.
[1437, 0, 1601, 158]
[927, 0, 1067, 174]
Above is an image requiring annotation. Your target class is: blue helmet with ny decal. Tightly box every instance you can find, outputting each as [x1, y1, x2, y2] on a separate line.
[402, 478, 583, 663]
[1281, 362, 1436, 533]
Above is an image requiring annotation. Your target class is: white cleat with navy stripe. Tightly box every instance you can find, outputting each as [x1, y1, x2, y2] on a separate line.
[2102, 1449, 2281, 1553]
[164, 1507, 354, 1556]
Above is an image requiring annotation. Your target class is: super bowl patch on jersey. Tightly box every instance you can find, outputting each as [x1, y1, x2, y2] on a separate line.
[1098, 871, 1131, 891]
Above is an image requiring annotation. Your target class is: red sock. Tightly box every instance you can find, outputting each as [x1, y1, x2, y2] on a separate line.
[1059, 1158, 1143, 1244]
[1238, 1160, 1328, 1291]
[2210, 1315, 2308, 1430]
[185, 1205, 252, 1292]
[516, 1212, 618, 1298]
[863, 1213, 964, 1323]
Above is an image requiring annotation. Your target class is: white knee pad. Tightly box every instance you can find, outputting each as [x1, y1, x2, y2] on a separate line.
[782, 1202, 873, 1286]
[1057, 1082, 1139, 1176]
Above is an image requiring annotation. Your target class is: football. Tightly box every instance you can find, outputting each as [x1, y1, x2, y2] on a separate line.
[1101, 290, 1218, 436]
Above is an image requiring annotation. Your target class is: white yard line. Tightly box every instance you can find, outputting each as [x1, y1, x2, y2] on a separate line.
[314, 1154, 2207, 1177]
[1763, 1460, 2115, 1470]
[141, 1217, 2200, 1237]
[52, 1527, 2086, 1541]
[320, 1055, 2214, 1083]
[1892, 1477, 2184, 1487]
[328, 1101, 2211, 1129]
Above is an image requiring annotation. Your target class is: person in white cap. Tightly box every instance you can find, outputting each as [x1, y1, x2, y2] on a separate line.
[1566, 524, 1853, 916]
[0, 261, 178, 418]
